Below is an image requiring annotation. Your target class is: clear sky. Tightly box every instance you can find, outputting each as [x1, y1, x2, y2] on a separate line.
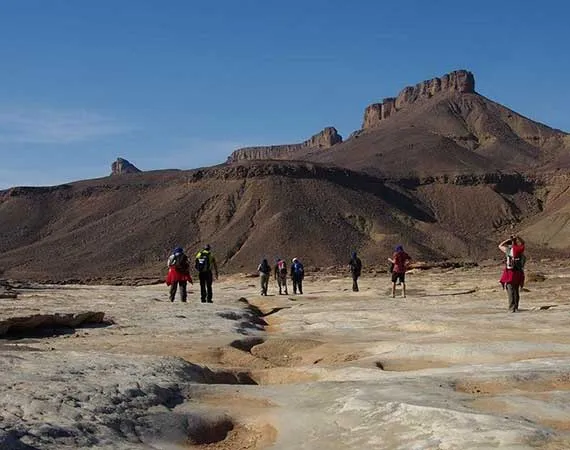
[0, 0, 569, 188]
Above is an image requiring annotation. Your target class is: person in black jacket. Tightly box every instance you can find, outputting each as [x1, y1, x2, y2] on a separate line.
[290, 258, 304, 295]
[349, 252, 362, 292]
[257, 258, 271, 296]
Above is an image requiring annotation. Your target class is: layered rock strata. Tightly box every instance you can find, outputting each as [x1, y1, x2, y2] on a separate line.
[227, 127, 342, 162]
[363, 70, 475, 128]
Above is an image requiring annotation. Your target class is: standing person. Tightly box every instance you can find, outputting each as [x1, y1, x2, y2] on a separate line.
[257, 258, 271, 296]
[499, 235, 526, 313]
[388, 245, 411, 298]
[291, 258, 304, 295]
[349, 252, 363, 292]
[274, 258, 288, 295]
[166, 247, 193, 302]
[195, 244, 219, 303]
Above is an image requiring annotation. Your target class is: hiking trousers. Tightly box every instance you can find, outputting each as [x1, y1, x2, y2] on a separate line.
[352, 273, 360, 292]
[199, 271, 213, 303]
[292, 276, 303, 294]
[506, 283, 520, 312]
[169, 281, 187, 302]
[277, 275, 288, 294]
[260, 273, 269, 295]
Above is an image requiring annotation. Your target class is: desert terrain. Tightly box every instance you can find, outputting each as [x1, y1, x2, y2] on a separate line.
[2, 263, 570, 449]
[2, 71, 570, 281]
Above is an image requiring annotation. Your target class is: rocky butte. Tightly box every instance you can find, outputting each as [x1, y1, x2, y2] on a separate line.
[110, 157, 142, 176]
[362, 70, 476, 129]
[227, 127, 343, 162]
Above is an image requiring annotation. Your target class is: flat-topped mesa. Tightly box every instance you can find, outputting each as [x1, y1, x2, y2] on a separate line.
[363, 70, 476, 129]
[110, 157, 142, 176]
[227, 127, 342, 163]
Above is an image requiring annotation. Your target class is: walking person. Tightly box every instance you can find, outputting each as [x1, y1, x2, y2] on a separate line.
[274, 258, 288, 295]
[499, 235, 526, 312]
[348, 251, 363, 292]
[195, 244, 219, 303]
[166, 247, 193, 302]
[291, 257, 304, 295]
[388, 245, 411, 298]
[258, 258, 271, 296]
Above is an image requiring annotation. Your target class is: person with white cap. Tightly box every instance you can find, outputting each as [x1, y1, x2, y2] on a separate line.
[290, 257, 304, 295]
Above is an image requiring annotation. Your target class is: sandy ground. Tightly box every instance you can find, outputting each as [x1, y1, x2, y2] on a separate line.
[2, 264, 570, 449]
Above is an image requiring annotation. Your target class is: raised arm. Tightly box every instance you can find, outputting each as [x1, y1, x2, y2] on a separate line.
[498, 238, 511, 254]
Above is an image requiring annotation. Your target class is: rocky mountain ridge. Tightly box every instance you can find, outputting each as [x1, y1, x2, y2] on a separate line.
[1, 69, 570, 281]
[362, 70, 475, 128]
[227, 127, 342, 163]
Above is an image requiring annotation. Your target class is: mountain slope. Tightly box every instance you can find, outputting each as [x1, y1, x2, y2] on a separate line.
[2, 69, 570, 281]
[0, 162, 549, 280]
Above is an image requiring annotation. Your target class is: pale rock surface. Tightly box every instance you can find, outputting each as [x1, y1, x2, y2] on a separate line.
[2, 264, 570, 448]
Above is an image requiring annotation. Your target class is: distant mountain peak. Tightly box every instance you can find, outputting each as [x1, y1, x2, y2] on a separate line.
[363, 69, 475, 129]
[110, 158, 142, 176]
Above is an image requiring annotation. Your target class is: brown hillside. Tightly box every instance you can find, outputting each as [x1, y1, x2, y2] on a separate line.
[0, 162, 553, 281]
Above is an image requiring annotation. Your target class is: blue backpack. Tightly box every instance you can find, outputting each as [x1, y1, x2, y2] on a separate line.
[293, 262, 304, 276]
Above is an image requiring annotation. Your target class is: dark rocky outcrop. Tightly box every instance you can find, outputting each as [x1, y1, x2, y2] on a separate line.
[111, 158, 142, 176]
[363, 70, 475, 129]
[227, 127, 342, 163]
[0, 280, 17, 299]
[0, 311, 107, 337]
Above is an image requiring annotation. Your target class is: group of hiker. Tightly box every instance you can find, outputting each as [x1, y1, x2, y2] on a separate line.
[257, 257, 305, 296]
[165, 234, 527, 313]
[166, 245, 219, 303]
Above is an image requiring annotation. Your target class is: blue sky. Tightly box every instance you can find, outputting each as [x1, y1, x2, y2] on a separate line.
[0, 0, 569, 188]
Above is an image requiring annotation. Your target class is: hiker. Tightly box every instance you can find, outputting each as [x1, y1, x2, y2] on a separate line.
[274, 258, 288, 295]
[388, 245, 411, 298]
[349, 251, 362, 292]
[195, 244, 219, 303]
[291, 257, 304, 295]
[258, 258, 271, 296]
[499, 235, 526, 313]
[166, 247, 192, 302]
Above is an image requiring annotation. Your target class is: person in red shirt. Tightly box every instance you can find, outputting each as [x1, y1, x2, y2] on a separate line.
[499, 235, 526, 312]
[388, 245, 411, 298]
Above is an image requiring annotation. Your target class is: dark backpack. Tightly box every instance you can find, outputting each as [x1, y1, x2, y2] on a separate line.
[173, 253, 189, 272]
[351, 257, 362, 275]
[195, 251, 211, 273]
[293, 262, 304, 276]
[259, 261, 270, 274]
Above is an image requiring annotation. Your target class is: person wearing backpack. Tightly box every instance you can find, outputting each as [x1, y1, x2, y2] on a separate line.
[257, 258, 271, 296]
[290, 257, 304, 295]
[166, 247, 193, 302]
[195, 244, 219, 303]
[348, 251, 362, 292]
[274, 258, 288, 295]
[499, 235, 526, 312]
[388, 245, 411, 298]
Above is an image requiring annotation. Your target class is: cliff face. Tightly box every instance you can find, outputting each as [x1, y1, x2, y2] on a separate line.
[227, 127, 342, 163]
[363, 70, 475, 129]
[111, 158, 142, 176]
